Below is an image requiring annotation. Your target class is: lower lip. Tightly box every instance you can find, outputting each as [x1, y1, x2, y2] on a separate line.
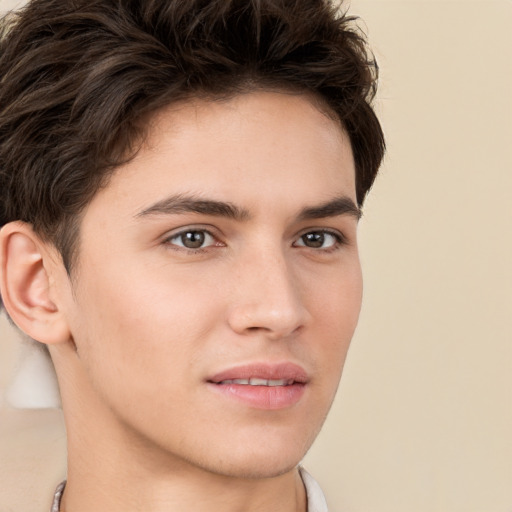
[207, 382, 306, 410]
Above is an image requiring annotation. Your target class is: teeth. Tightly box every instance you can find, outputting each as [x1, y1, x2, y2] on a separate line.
[249, 378, 268, 386]
[219, 378, 291, 386]
[268, 379, 287, 386]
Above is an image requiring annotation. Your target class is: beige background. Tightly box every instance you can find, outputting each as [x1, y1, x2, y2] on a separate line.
[1, 0, 511, 510]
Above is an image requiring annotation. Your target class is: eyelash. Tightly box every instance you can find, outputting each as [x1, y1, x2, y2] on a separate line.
[162, 227, 347, 253]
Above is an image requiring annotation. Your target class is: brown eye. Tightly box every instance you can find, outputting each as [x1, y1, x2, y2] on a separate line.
[301, 232, 325, 248]
[181, 231, 205, 248]
[295, 231, 341, 249]
[168, 229, 215, 249]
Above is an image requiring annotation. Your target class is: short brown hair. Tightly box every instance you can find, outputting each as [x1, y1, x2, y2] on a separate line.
[0, 0, 385, 272]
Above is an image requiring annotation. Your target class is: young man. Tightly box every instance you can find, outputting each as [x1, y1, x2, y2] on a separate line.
[0, 0, 385, 511]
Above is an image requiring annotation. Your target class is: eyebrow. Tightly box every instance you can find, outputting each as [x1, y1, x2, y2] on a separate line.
[136, 194, 250, 221]
[297, 196, 361, 221]
[136, 194, 361, 221]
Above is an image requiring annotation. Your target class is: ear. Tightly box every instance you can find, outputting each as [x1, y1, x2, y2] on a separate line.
[0, 221, 71, 345]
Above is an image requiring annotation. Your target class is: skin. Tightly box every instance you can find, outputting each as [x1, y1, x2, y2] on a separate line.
[1, 91, 362, 512]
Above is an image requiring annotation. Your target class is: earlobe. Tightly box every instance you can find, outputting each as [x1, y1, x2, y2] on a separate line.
[0, 221, 71, 345]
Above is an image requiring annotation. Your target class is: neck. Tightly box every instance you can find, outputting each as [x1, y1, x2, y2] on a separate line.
[60, 427, 307, 512]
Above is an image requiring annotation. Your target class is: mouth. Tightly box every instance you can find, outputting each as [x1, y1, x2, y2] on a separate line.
[214, 378, 295, 386]
[206, 363, 308, 410]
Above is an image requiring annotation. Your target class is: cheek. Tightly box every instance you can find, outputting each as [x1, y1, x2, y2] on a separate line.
[308, 261, 363, 374]
[310, 256, 362, 321]
[69, 259, 223, 397]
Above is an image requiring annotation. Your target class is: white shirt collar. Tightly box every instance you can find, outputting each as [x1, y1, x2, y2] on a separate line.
[299, 466, 329, 512]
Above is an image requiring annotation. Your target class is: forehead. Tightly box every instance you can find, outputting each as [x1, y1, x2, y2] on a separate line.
[146, 90, 346, 152]
[83, 91, 356, 224]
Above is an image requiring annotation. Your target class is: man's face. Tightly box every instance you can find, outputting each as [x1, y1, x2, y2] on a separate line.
[58, 91, 362, 478]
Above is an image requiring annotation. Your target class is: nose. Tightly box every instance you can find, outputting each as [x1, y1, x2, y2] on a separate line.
[227, 249, 309, 340]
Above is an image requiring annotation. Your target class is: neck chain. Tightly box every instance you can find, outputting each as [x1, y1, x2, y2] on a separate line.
[51, 481, 66, 512]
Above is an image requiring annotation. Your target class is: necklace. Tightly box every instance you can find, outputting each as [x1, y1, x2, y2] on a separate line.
[51, 481, 66, 512]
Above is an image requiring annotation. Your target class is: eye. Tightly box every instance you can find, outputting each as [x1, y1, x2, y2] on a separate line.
[167, 229, 217, 250]
[294, 230, 343, 250]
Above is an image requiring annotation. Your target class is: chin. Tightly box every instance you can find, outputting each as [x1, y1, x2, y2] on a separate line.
[199, 452, 304, 480]
[187, 427, 318, 480]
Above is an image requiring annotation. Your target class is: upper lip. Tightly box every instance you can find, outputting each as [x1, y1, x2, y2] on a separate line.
[207, 362, 309, 384]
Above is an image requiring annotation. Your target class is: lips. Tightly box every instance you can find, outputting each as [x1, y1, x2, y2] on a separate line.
[208, 362, 309, 385]
[207, 363, 308, 410]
